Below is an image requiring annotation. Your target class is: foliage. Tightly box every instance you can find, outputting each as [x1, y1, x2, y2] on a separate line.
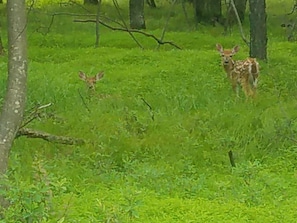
[1, 0, 297, 222]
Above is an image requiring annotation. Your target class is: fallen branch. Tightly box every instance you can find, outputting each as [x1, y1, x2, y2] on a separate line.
[73, 19, 182, 50]
[16, 128, 85, 145]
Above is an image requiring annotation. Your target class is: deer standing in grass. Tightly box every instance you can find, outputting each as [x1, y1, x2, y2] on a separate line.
[216, 43, 259, 98]
[78, 71, 104, 90]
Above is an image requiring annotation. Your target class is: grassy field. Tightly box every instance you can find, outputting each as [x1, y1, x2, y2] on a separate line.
[1, 0, 297, 222]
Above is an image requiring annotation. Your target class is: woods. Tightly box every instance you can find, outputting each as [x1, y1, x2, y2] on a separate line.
[0, 0, 296, 222]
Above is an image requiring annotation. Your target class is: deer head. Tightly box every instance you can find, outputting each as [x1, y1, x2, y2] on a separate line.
[216, 43, 240, 70]
[78, 71, 104, 90]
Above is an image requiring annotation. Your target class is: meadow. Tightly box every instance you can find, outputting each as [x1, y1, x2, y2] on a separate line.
[1, 0, 297, 222]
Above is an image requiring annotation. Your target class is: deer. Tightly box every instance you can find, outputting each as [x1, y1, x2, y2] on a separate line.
[216, 43, 259, 98]
[78, 71, 104, 90]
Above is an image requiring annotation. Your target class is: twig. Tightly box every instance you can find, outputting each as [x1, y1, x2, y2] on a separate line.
[16, 128, 85, 145]
[141, 97, 155, 121]
[287, 1, 297, 15]
[157, 0, 177, 49]
[230, 0, 249, 47]
[21, 103, 53, 128]
[228, 150, 236, 167]
[78, 89, 91, 113]
[74, 19, 182, 50]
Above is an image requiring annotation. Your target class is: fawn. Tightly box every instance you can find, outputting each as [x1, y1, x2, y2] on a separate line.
[216, 43, 259, 98]
[78, 71, 104, 90]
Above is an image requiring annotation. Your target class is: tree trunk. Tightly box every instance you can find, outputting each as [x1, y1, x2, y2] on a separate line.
[129, 0, 146, 29]
[193, 0, 221, 24]
[84, 0, 98, 4]
[0, 0, 27, 181]
[249, 0, 267, 60]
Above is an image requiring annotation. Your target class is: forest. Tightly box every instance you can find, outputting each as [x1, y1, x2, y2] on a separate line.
[0, 0, 297, 222]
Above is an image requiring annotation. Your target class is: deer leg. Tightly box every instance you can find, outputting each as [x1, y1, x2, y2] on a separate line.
[231, 79, 239, 97]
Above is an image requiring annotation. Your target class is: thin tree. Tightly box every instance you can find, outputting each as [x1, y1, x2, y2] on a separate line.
[0, 0, 27, 207]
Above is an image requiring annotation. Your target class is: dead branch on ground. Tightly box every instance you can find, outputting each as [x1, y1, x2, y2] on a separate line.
[17, 102, 85, 145]
[16, 128, 85, 145]
[228, 150, 236, 167]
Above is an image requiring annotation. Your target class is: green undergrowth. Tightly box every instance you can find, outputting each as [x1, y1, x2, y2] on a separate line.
[1, 1, 297, 222]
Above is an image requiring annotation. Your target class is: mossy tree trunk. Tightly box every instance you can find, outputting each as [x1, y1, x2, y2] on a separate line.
[0, 0, 28, 207]
[193, 0, 221, 24]
[249, 0, 267, 60]
[129, 0, 146, 29]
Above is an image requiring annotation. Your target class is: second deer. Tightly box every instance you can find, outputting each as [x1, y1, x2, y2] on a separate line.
[78, 71, 104, 90]
[216, 43, 259, 98]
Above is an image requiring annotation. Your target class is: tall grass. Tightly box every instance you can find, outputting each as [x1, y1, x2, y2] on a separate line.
[1, 1, 297, 222]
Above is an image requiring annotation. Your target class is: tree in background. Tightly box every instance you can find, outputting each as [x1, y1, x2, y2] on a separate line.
[193, 0, 221, 24]
[129, 0, 146, 29]
[227, 0, 248, 25]
[0, 0, 27, 207]
[249, 0, 267, 60]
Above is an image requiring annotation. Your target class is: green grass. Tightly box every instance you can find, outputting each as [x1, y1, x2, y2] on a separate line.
[1, 0, 297, 222]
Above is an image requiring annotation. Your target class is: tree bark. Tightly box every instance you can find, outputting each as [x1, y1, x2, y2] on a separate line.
[0, 0, 27, 176]
[249, 0, 267, 60]
[129, 0, 146, 29]
[193, 0, 221, 24]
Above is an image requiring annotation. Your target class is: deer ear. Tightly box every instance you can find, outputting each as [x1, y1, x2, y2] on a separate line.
[216, 43, 223, 53]
[95, 71, 104, 81]
[232, 45, 240, 53]
[79, 71, 86, 80]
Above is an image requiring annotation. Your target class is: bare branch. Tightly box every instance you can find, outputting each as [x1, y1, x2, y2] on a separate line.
[230, 0, 249, 47]
[21, 103, 53, 128]
[16, 128, 85, 145]
[78, 89, 91, 113]
[112, 0, 143, 49]
[141, 97, 155, 121]
[228, 150, 236, 167]
[74, 19, 182, 50]
[157, 0, 178, 49]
